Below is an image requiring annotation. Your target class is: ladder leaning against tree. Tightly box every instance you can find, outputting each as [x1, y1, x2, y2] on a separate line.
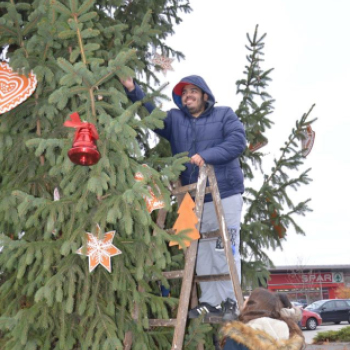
[124, 164, 244, 350]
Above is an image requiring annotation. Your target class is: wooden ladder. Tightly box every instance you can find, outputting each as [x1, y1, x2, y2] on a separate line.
[147, 164, 244, 350]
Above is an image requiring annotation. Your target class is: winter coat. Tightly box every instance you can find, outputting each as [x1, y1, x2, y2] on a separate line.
[221, 318, 305, 350]
[126, 75, 246, 202]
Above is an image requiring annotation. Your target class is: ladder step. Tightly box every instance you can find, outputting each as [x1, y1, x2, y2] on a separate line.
[194, 273, 230, 282]
[148, 319, 177, 327]
[166, 228, 220, 239]
[147, 316, 228, 327]
[200, 229, 220, 239]
[161, 271, 230, 282]
[162, 270, 184, 279]
[172, 183, 212, 196]
[145, 166, 243, 350]
[204, 315, 231, 324]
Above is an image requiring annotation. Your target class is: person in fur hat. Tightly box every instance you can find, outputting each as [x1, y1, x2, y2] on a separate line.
[220, 288, 305, 350]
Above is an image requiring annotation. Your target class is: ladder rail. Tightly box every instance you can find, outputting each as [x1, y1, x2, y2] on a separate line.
[171, 165, 208, 349]
[206, 165, 244, 311]
[131, 164, 243, 350]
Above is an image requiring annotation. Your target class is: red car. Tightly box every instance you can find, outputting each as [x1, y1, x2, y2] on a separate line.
[301, 308, 322, 330]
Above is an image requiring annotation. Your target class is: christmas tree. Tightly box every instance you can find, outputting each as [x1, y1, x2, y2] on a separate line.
[0, 1, 316, 348]
[0, 1, 196, 349]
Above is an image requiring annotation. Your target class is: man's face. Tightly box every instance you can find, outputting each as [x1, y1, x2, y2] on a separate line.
[181, 84, 208, 117]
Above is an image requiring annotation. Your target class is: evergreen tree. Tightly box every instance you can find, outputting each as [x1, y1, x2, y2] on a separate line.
[0, 1, 316, 348]
[0, 1, 197, 349]
[236, 25, 316, 290]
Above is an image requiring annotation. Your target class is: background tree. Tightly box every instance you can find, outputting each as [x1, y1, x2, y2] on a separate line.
[236, 25, 316, 290]
[284, 259, 316, 304]
[335, 286, 350, 299]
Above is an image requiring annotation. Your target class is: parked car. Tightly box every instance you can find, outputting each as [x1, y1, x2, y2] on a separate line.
[291, 301, 304, 308]
[305, 299, 350, 324]
[300, 308, 322, 330]
[297, 299, 308, 308]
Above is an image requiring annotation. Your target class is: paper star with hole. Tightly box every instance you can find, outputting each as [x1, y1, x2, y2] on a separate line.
[76, 229, 122, 272]
[151, 53, 174, 76]
[134, 165, 165, 213]
[144, 186, 165, 213]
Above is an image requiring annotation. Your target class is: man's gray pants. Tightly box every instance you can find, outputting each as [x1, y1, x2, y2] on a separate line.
[196, 194, 243, 306]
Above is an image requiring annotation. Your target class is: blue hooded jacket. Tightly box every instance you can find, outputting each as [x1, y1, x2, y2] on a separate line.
[126, 75, 246, 201]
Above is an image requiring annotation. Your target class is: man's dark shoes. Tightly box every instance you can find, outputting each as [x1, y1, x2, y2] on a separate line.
[222, 298, 238, 321]
[188, 302, 223, 319]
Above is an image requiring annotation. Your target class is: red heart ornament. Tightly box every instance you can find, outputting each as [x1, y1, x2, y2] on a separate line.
[0, 61, 37, 114]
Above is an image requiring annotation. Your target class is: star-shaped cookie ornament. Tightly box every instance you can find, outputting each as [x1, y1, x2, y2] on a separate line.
[151, 53, 174, 76]
[77, 228, 122, 273]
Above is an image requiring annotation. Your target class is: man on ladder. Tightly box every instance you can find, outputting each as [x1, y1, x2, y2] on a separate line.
[122, 74, 246, 321]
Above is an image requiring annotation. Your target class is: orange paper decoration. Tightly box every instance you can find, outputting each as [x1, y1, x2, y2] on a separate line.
[169, 193, 200, 249]
[0, 61, 37, 114]
[249, 139, 268, 152]
[134, 164, 149, 183]
[249, 132, 268, 153]
[270, 210, 286, 239]
[301, 125, 315, 157]
[76, 227, 122, 273]
[266, 198, 286, 239]
[134, 165, 165, 213]
[144, 187, 165, 213]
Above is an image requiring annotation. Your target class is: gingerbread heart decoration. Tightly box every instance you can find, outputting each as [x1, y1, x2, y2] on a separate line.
[0, 61, 37, 114]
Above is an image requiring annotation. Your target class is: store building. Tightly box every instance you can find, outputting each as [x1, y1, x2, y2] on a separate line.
[267, 265, 350, 303]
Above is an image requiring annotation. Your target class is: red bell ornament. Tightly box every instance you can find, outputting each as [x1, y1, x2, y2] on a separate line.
[64, 112, 100, 166]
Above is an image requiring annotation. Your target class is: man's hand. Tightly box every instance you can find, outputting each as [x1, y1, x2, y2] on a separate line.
[120, 77, 135, 92]
[190, 154, 205, 167]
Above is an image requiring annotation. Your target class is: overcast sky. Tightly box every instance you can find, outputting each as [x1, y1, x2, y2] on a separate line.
[151, 0, 350, 266]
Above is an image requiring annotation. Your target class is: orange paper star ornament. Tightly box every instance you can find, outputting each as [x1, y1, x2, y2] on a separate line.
[144, 187, 165, 213]
[169, 193, 200, 249]
[134, 165, 165, 213]
[77, 229, 122, 272]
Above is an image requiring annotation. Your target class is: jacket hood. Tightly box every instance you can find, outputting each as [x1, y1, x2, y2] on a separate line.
[172, 75, 215, 113]
[221, 320, 305, 350]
